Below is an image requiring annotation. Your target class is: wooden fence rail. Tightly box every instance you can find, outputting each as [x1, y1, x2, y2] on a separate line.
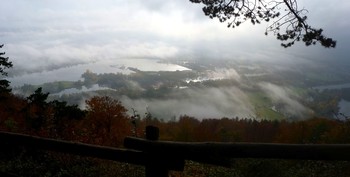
[0, 131, 145, 165]
[2, 125, 350, 177]
[124, 136, 350, 161]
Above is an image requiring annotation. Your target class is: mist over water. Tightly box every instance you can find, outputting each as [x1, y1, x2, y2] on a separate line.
[186, 68, 241, 83]
[1, 0, 349, 123]
[8, 59, 190, 87]
[52, 84, 115, 97]
[7, 57, 350, 121]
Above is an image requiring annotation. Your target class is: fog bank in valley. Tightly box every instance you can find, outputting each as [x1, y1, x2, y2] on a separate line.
[120, 86, 255, 120]
[259, 82, 313, 119]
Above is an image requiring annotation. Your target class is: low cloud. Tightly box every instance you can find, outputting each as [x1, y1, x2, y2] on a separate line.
[259, 82, 313, 119]
[5, 41, 180, 76]
[4, 0, 346, 78]
[120, 86, 255, 120]
[209, 68, 241, 81]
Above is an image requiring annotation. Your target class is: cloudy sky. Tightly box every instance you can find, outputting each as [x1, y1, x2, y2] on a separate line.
[1, 0, 349, 75]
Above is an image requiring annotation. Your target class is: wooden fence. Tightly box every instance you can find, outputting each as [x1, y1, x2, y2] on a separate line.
[2, 125, 350, 177]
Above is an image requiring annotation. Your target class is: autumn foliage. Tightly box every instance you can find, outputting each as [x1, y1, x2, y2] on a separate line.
[2, 92, 350, 176]
[2, 92, 350, 146]
[82, 96, 131, 146]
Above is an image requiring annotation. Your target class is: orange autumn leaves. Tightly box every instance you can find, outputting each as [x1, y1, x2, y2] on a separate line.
[2, 92, 350, 148]
[81, 96, 132, 146]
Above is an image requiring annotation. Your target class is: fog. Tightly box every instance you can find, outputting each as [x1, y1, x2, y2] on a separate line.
[2, 0, 349, 80]
[259, 82, 313, 119]
[1, 0, 349, 121]
[186, 68, 241, 83]
[338, 99, 350, 118]
[52, 84, 115, 97]
[8, 59, 190, 87]
[120, 86, 255, 120]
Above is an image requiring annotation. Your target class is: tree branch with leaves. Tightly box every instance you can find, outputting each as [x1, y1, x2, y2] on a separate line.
[0, 44, 13, 94]
[190, 0, 336, 48]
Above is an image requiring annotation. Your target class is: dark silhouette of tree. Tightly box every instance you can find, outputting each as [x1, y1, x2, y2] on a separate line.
[0, 45, 12, 75]
[190, 0, 336, 48]
[0, 44, 13, 94]
[81, 69, 98, 87]
[27, 87, 49, 106]
[25, 87, 50, 131]
[48, 100, 86, 138]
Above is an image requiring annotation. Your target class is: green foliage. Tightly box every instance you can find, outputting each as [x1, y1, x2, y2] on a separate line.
[43, 81, 83, 94]
[248, 92, 285, 120]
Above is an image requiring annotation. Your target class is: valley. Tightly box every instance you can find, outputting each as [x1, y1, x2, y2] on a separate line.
[10, 58, 350, 121]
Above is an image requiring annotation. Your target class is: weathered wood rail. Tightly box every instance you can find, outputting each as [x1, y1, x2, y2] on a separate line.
[2, 125, 350, 177]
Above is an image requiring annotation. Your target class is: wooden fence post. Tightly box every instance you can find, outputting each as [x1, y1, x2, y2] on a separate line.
[145, 125, 169, 177]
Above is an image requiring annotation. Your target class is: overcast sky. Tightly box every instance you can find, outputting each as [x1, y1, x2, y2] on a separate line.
[1, 0, 349, 74]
